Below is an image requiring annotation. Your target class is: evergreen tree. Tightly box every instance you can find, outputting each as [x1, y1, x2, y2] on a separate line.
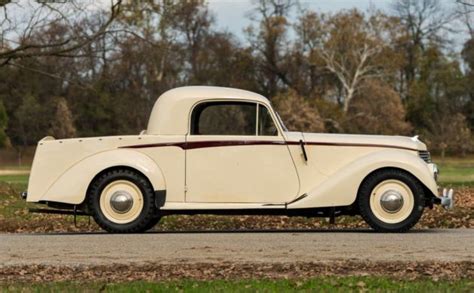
[49, 98, 77, 139]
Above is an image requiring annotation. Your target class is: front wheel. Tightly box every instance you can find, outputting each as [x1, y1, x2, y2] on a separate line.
[357, 169, 425, 232]
[87, 169, 158, 233]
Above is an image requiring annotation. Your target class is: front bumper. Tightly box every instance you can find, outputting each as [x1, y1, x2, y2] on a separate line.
[427, 163, 453, 209]
[431, 188, 454, 209]
[439, 188, 454, 209]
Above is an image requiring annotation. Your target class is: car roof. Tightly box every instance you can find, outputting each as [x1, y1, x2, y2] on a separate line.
[158, 86, 269, 104]
[146, 86, 271, 135]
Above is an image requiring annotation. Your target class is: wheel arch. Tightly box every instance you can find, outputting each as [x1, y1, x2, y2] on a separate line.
[86, 165, 155, 199]
[356, 166, 436, 202]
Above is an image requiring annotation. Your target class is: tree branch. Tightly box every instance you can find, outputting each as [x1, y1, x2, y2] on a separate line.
[0, 0, 122, 62]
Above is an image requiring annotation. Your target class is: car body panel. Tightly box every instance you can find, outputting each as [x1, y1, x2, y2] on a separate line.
[27, 135, 184, 204]
[288, 148, 437, 209]
[185, 135, 299, 203]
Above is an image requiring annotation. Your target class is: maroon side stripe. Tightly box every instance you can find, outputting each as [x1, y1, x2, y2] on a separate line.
[185, 140, 286, 150]
[120, 142, 186, 149]
[119, 140, 418, 151]
[287, 141, 418, 151]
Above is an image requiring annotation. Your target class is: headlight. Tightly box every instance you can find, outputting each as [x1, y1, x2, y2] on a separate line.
[432, 164, 439, 181]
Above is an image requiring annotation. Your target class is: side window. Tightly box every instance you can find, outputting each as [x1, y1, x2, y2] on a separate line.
[191, 102, 256, 135]
[258, 105, 278, 136]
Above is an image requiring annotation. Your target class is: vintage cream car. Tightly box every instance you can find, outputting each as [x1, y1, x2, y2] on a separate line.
[23, 86, 453, 233]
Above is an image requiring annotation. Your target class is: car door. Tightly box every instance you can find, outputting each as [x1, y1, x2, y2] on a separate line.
[185, 100, 299, 203]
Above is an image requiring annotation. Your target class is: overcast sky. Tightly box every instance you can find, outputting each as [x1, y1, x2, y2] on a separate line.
[206, 0, 468, 52]
[207, 0, 389, 37]
[1, 0, 468, 53]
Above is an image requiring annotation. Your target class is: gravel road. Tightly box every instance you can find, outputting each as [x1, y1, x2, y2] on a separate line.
[1, 229, 472, 267]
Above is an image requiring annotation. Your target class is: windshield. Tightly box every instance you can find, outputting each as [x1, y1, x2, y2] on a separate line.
[275, 111, 288, 132]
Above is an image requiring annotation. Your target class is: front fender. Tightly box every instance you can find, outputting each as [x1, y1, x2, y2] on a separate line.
[288, 150, 437, 209]
[37, 149, 165, 205]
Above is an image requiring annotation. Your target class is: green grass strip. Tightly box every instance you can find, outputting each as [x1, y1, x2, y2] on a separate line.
[1, 277, 473, 292]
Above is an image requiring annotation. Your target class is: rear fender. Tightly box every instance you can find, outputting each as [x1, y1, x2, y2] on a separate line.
[37, 149, 165, 205]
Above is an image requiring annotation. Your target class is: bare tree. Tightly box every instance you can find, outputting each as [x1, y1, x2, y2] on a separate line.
[0, 0, 122, 66]
[320, 43, 382, 113]
[457, 0, 474, 38]
[313, 10, 384, 112]
[391, 0, 455, 87]
[458, 0, 474, 6]
[392, 0, 454, 47]
[246, 0, 297, 97]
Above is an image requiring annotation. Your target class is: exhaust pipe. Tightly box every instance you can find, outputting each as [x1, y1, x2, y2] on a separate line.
[20, 191, 27, 200]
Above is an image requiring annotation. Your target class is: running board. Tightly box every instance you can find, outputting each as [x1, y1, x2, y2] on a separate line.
[159, 207, 346, 217]
[28, 208, 88, 216]
[262, 193, 308, 208]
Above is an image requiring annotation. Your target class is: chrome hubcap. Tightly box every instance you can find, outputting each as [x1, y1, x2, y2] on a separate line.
[110, 191, 133, 214]
[380, 190, 404, 213]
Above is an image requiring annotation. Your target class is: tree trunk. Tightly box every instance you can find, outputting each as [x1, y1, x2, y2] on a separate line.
[17, 147, 22, 167]
[343, 88, 354, 113]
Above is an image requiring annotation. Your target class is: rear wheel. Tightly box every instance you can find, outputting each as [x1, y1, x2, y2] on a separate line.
[143, 215, 162, 231]
[358, 169, 425, 232]
[87, 169, 158, 233]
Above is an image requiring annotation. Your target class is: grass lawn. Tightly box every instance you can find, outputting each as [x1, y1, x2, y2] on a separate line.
[435, 156, 474, 187]
[0, 174, 28, 186]
[1, 277, 473, 292]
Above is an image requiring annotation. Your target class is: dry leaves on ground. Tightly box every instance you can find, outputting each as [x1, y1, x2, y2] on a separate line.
[0, 261, 472, 283]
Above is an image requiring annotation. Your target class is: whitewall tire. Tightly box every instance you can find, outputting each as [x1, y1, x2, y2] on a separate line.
[358, 169, 425, 232]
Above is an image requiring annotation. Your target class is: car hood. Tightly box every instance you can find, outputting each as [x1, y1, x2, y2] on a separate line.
[285, 132, 427, 151]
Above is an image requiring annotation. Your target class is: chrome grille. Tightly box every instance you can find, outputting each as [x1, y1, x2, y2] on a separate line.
[418, 151, 431, 163]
